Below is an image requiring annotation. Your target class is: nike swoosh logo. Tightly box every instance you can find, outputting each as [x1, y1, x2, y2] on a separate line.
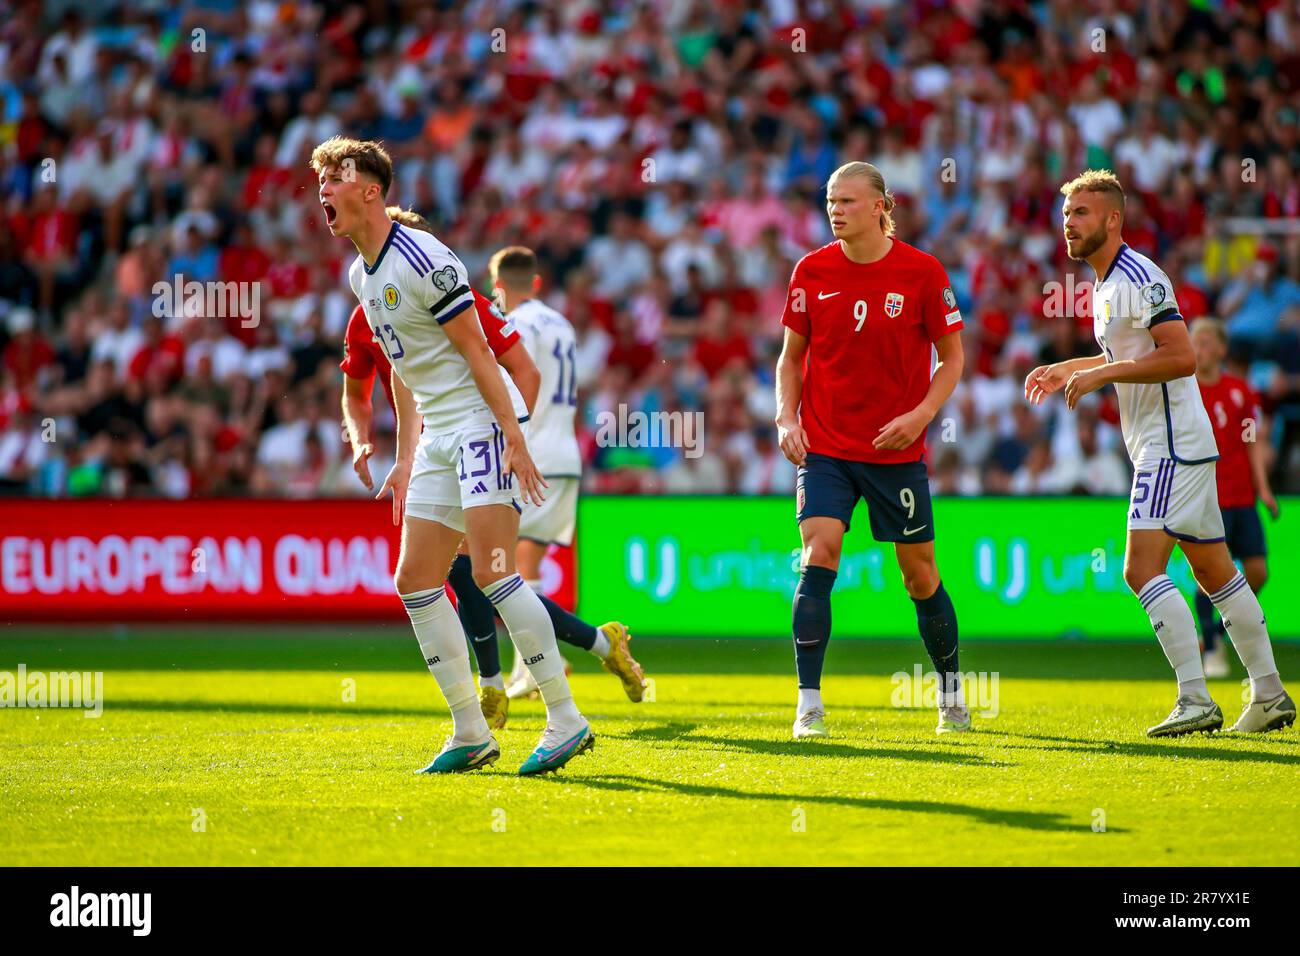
[1262, 697, 1290, 713]
[817, 291, 841, 300]
[540, 729, 588, 764]
[903, 525, 928, 536]
[472, 634, 493, 642]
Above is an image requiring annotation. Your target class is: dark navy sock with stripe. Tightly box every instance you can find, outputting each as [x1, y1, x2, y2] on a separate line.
[793, 566, 837, 689]
[913, 582, 960, 701]
[539, 595, 598, 651]
[447, 554, 501, 678]
[1194, 589, 1223, 650]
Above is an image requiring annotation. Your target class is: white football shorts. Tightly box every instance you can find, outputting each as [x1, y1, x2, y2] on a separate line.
[404, 419, 519, 532]
[1126, 455, 1225, 543]
[518, 476, 579, 547]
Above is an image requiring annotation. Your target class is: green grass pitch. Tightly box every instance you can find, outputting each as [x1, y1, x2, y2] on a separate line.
[1, 627, 1297, 866]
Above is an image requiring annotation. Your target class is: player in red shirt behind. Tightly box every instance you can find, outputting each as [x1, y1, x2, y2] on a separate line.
[1190, 318, 1279, 678]
[776, 161, 968, 739]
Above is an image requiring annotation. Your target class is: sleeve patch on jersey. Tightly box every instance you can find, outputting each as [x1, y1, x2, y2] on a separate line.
[943, 287, 957, 309]
[945, 309, 962, 326]
[1141, 283, 1167, 307]
[430, 284, 470, 320]
[434, 296, 473, 326]
[432, 265, 459, 293]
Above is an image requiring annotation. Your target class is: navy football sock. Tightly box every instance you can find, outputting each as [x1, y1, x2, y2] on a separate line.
[539, 595, 598, 651]
[793, 565, 837, 689]
[447, 554, 501, 679]
[913, 582, 960, 701]
[1194, 590, 1223, 651]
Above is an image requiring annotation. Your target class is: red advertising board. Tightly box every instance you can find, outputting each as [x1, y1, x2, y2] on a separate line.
[0, 500, 575, 621]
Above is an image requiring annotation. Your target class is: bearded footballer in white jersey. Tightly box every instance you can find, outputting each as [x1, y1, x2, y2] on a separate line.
[487, 246, 648, 704]
[1026, 170, 1294, 737]
[314, 136, 595, 774]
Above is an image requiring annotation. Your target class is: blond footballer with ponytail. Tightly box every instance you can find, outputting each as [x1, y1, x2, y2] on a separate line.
[828, 161, 896, 237]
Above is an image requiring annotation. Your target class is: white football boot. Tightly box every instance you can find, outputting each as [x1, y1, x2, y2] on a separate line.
[1202, 644, 1230, 678]
[1228, 690, 1295, 733]
[936, 703, 972, 734]
[1146, 696, 1224, 737]
[505, 652, 538, 700]
[792, 709, 828, 739]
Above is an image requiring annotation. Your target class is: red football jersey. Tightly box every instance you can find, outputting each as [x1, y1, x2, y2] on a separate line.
[1198, 373, 1259, 509]
[780, 239, 963, 463]
[340, 290, 521, 412]
[341, 303, 395, 410]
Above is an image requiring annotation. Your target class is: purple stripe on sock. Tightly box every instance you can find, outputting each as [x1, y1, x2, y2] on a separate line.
[487, 575, 524, 606]
[1211, 575, 1248, 606]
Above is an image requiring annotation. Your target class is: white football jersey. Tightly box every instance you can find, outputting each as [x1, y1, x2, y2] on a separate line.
[1091, 243, 1217, 465]
[348, 222, 525, 435]
[509, 298, 582, 477]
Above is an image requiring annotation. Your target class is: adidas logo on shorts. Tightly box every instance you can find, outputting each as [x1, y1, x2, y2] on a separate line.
[470, 481, 488, 494]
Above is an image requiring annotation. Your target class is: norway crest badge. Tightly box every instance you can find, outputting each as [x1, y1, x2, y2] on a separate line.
[884, 292, 904, 317]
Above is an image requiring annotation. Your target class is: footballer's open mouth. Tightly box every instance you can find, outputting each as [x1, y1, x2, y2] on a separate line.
[322, 202, 338, 227]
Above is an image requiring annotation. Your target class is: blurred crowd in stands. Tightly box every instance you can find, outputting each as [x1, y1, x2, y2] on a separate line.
[2, 0, 1300, 502]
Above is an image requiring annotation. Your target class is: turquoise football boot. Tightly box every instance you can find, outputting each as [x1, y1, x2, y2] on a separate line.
[518, 724, 594, 776]
[416, 735, 500, 774]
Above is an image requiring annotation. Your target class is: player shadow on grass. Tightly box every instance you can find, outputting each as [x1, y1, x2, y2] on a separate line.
[556, 773, 1103, 833]
[968, 729, 1300, 766]
[611, 720, 988, 766]
[688, 700, 901, 712]
[103, 698, 445, 718]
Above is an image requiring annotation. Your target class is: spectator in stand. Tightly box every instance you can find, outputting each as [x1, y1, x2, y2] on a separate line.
[3, 307, 55, 393]
[584, 211, 654, 300]
[1, 2, 1297, 498]
[1220, 246, 1300, 355]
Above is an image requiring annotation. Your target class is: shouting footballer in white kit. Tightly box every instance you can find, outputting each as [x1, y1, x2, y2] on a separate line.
[1026, 169, 1294, 738]
[313, 135, 595, 775]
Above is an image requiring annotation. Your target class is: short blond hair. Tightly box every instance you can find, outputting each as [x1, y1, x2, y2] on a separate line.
[385, 205, 434, 234]
[1059, 169, 1126, 216]
[828, 161, 896, 237]
[1189, 316, 1227, 345]
[310, 136, 393, 198]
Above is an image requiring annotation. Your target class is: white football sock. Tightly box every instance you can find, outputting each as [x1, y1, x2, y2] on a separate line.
[1138, 575, 1210, 702]
[942, 676, 967, 711]
[797, 687, 823, 715]
[485, 574, 583, 730]
[526, 577, 608, 659]
[1208, 573, 1284, 700]
[479, 672, 505, 692]
[402, 587, 490, 744]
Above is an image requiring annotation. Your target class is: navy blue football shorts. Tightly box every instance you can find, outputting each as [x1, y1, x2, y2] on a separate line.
[1221, 505, 1267, 560]
[796, 453, 935, 543]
